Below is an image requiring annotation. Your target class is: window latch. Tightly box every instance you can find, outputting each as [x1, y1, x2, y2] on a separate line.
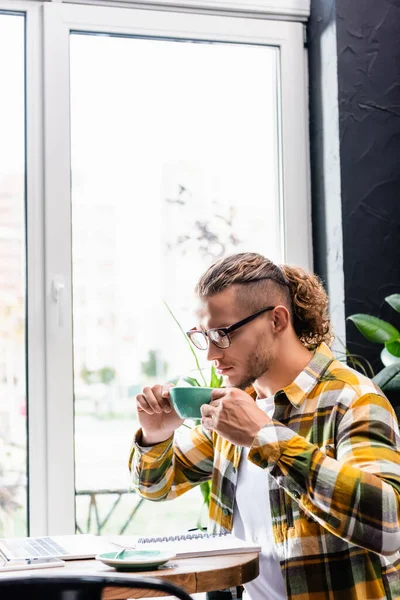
[51, 276, 65, 328]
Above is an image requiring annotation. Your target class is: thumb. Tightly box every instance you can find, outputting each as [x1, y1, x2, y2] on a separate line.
[210, 387, 227, 401]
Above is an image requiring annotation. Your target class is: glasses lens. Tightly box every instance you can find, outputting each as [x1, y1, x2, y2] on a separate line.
[209, 329, 230, 349]
[189, 331, 208, 350]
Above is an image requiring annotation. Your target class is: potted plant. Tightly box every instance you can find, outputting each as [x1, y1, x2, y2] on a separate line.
[164, 301, 224, 517]
[347, 293, 400, 418]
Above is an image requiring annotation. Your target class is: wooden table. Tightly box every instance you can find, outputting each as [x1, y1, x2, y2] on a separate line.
[0, 552, 259, 598]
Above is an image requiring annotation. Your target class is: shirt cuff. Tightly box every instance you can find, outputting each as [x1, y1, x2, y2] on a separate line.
[248, 419, 297, 471]
[133, 428, 174, 461]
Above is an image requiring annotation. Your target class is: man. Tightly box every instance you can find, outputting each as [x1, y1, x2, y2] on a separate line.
[129, 252, 400, 600]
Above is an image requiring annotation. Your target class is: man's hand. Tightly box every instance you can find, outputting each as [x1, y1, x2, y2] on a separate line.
[201, 387, 270, 447]
[136, 384, 184, 445]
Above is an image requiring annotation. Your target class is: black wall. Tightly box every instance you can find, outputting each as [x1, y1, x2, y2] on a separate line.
[309, 0, 400, 372]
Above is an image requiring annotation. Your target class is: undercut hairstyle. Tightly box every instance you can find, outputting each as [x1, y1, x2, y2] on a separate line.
[195, 252, 333, 350]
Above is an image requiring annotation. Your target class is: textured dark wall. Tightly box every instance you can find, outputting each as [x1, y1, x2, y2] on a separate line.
[336, 0, 400, 371]
[310, 0, 400, 372]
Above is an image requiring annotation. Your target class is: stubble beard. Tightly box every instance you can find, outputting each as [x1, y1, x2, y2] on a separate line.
[226, 348, 271, 390]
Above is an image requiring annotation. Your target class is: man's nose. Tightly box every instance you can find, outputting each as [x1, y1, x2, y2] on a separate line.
[206, 340, 224, 362]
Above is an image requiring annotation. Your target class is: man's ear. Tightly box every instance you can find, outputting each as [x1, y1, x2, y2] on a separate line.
[272, 305, 290, 333]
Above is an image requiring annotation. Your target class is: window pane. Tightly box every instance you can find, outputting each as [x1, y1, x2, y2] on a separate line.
[70, 33, 281, 535]
[0, 13, 27, 536]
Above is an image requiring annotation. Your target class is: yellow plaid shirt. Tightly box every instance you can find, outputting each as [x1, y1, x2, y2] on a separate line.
[129, 343, 400, 599]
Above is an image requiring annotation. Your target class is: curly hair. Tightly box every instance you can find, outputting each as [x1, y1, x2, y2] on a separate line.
[195, 252, 334, 350]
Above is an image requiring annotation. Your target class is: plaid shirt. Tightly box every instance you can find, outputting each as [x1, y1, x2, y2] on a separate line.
[129, 343, 400, 599]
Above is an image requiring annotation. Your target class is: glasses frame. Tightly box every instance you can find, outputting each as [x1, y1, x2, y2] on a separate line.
[186, 305, 275, 350]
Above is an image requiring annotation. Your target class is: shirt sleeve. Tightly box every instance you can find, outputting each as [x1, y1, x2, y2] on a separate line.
[248, 392, 400, 556]
[128, 424, 214, 501]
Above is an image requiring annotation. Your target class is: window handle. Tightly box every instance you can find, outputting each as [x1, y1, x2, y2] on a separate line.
[51, 277, 65, 328]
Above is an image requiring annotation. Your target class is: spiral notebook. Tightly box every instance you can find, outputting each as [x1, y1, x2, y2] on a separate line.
[110, 532, 261, 559]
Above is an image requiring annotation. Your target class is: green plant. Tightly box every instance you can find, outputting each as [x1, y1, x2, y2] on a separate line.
[163, 300, 208, 387]
[81, 365, 116, 385]
[347, 294, 400, 365]
[163, 301, 224, 525]
[81, 365, 99, 385]
[346, 294, 400, 419]
[373, 363, 400, 394]
[372, 363, 400, 420]
[163, 300, 224, 392]
[98, 366, 116, 385]
[190, 364, 223, 526]
[333, 336, 375, 378]
[141, 350, 168, 378]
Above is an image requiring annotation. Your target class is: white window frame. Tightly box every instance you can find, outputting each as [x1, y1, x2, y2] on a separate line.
[0, 1, 48, 536]
[43, 2, 311, 533]
[44, 0, 311, 22]
[1, 0, 311, 535]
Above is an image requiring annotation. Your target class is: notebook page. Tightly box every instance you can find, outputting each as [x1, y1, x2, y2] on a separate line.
[110, 533, 261, 559]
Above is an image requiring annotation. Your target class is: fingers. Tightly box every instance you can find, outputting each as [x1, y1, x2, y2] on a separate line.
[136, 390, 159, 415]
[202, 417, 214, 431]
[136, 384, 172, 414]
[209, 398, 221, 409]
[201, 403, 216, 431]
[211, 388, 227, 401]
[160, 383, 175, 412]
[201, 404, 214, 418]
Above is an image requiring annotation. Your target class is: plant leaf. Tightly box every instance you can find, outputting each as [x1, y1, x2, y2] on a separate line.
[347, 314, 400, 343]
[372, 363, 400, 392]
[385, 294, 400, 313]
[374, 365, 400, 421]
[345, 355, 375, 378]
[199, 481, 211, 506]
[183, 376, 201, 387]
[209, 364, 223, 388]
[385, 340, 400, 358]
[163, 300, 207, 386]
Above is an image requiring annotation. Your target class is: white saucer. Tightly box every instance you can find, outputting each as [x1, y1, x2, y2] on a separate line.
[95, 550, 176, 571]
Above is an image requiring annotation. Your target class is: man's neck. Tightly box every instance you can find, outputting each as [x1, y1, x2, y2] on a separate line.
[253, 341, 314, 399]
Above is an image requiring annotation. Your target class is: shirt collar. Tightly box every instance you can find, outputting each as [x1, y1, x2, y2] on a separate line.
[245, 342, 335, 408]
[279, 342, 335, 408]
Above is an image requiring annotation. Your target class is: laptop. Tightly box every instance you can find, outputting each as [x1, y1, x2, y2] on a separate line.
[0, 534, 113, 561]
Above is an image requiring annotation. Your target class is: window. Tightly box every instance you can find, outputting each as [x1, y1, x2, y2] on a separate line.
[71, 32, 284, 535]
[0, 11, 27, 536]
[0, 0, 310, 535]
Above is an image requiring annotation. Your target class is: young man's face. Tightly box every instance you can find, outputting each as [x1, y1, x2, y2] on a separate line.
[197, 286, 276, 390]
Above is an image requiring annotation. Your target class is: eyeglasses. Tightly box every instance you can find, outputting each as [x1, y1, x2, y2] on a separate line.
[186, 306, 275, 350]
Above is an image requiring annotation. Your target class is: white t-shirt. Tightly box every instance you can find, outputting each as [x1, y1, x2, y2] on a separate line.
[232, 396, 286, 600]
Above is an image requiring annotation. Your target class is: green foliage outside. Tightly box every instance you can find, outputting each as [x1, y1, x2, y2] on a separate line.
[81, 365, 116, 385]
[141, 349, 168, 378]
